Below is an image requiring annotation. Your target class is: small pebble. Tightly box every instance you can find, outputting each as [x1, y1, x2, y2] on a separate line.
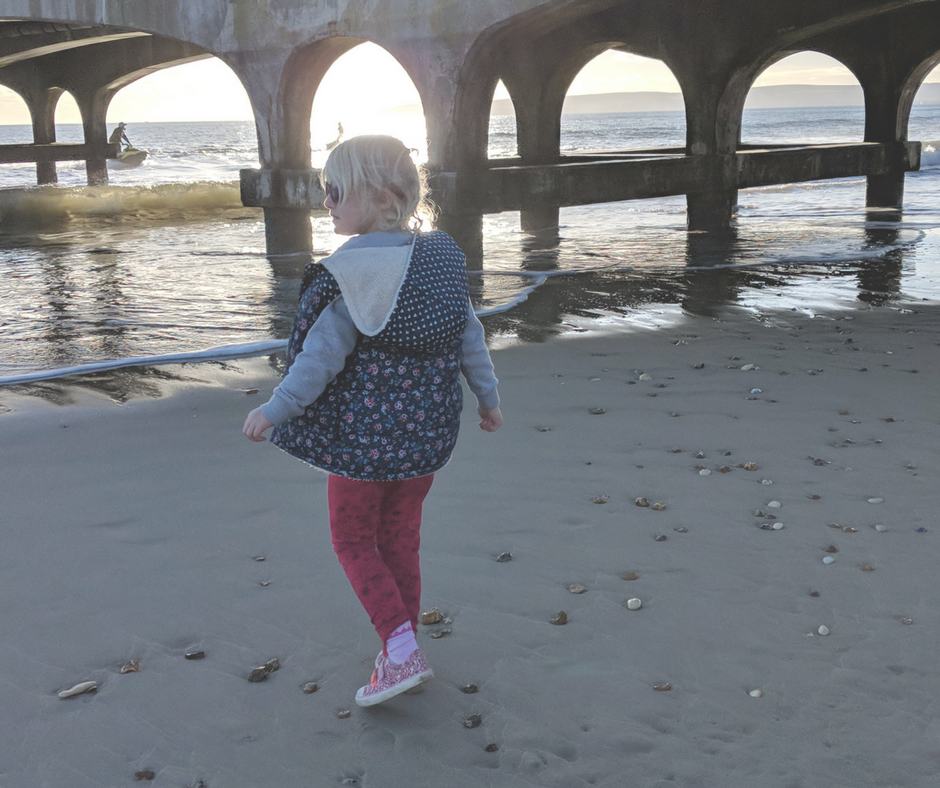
[638, 373, 652, 381]
[461, 684, 478, 694]
[860, 564, 875, 572]
[651, 502, 666, 511]
[874, 524, 888, 532]
[654, 534, 667, 542]
[693, 363, 705, 369]
[653, 682, 672, 692]
[184, 651, 206, 660]
[253, 556, 265, 562]
[550, 611, 568, 625]
[772, 523, 783, 530]
[58, 681, 98, 699]
[744, 462, 758, 471]
[748, 689, 762, 698]
[768, 501, 782, 509]
[900, 617, 914, 625]
[750, 388, 762, 394]
[593, 495, 610, 504]
[809, 590, 820, 597]
[485, 743, 500, 752]
[626, 598, 642, 610]
[699, 469, 711, 476]
[843, 526, 858, 533]
[620, 571, 638, 581]
[429, 629, 452, 639]
[420, 608, 444, 625]
[463, 714, 483, 729]
[673, 526, 688, 533]
[589, 407, 606, 415]
[817, 625, 830, 636]
[761, 479, 773, 485]
[635, 497, 650, 507]
[121, 660, 142, 674]
[824, 545, 839, 553]
[338, 710, 352, 719]
[134, 771, 156, 782]
[868, 497, 884, 504]
[259, 580, 271, 587]
[823, 556, 835, 564]
[569, 584, 587, 594]
[302, 682, 319, 694]
[495, 552, 512, 563]
[719, 466, 732, 473]
[741, 364, 757, 371]
[916, 527, 928, 533]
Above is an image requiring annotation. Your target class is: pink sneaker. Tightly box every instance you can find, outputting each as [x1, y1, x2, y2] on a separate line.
[355, 648, 434, 707]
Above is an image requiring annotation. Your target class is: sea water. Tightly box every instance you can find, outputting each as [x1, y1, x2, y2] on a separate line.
[0, 105, 939, 382]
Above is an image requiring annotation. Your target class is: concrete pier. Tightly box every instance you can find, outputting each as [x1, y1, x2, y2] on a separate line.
[1, 2, 938, 253]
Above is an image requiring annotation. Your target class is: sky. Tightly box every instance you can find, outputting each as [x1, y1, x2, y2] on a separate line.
[1, 46, 938, 127]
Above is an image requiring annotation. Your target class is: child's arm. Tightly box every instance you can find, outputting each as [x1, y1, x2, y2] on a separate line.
[242, 298, 359, 441]
[459, 303, 502, 432]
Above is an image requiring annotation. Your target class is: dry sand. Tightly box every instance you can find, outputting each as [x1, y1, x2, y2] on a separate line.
[2, 303, 939, 788]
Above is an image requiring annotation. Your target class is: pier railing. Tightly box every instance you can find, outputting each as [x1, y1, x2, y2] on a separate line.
[239, 141, 920, 214]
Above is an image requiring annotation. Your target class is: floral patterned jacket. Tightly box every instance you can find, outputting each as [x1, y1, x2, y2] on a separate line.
[271, 231, 474, 481]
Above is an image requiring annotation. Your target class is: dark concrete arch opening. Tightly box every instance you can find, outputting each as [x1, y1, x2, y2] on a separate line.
[742, 52, 864, 145]
[909, 63, 940, 146]
[488, 80, 518, 159]
[560, 49, 686, 153]
[307, 40, 426, 167]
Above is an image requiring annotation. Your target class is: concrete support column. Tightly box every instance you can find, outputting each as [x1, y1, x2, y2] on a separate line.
[72, 88, 111, 186]
[25, 86, 62, 185]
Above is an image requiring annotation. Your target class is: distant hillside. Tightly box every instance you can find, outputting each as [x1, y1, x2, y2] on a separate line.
[477, 83, 940, 115]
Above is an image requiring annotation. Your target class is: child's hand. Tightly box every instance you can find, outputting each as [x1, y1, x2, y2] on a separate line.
[478, 406, 503, 433]
[243, 408, 274, 442]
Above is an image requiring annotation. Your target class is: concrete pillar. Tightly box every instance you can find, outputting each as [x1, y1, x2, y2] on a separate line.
[435, 212, 484, 267]
[72, 88, 111, 186]
[25, 86, 62, 185]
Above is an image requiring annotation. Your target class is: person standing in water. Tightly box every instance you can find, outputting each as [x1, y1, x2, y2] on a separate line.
[243, 135, 502, 706]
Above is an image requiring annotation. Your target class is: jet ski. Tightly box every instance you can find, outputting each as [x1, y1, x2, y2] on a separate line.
[108, 146, 148, 168]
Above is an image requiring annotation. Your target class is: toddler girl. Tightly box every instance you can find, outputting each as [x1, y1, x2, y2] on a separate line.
[243, 135, 502, 706]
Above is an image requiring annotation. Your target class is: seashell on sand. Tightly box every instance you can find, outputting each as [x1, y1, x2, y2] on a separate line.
[651, 502, 666, 511]
[653, 682, 672, 691]
[589, 407, 606, 415]
[429, 629, 452, 639]
[744, 462, 758, 471]
[748, 689, 762, 698]
[495, 552, 512, 562]
[58, 680, 98, 699]
[626, 598, 642, 610]
[121, 660, 141, 674]
[303, 682, 319, 694]
[421, 608, 444, 625]
[463, 714, 483, 728]
[762, 479, 773, 485]
[635, 497, 649, 507]
[638, 373, 652, 381]
[550, 611, 568, 625]
[593, 495, 610, 504]
[817, 625, 830, 636]
[654, 534, 668, 541]
[461, 684, 478, 694]
[337, 710, 352, 719]
[900, 617, 913, 625]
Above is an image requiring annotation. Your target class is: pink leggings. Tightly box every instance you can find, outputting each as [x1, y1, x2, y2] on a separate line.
[327, 473, 434, 644]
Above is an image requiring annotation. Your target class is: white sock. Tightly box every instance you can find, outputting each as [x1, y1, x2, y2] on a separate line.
[385, 621, 418, 664]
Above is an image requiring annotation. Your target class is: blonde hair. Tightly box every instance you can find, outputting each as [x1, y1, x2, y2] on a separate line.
[321, 135, 435, 231]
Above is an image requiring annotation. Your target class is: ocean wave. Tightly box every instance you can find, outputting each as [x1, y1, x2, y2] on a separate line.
[0, 339, 288, 387]
[921, 142, 940, 168]
[0, 181, 253, 230]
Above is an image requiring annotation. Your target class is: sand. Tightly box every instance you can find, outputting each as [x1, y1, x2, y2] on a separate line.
[2, 303, 939, 788]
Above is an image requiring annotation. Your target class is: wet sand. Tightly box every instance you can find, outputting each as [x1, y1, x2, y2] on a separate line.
[2, 303, 939, 787]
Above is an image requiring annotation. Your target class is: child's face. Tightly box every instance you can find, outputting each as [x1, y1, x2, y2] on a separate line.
[324, 185, 382, 236]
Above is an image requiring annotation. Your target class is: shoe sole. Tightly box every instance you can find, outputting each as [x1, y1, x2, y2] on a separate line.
[354, 668, 434, 707]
